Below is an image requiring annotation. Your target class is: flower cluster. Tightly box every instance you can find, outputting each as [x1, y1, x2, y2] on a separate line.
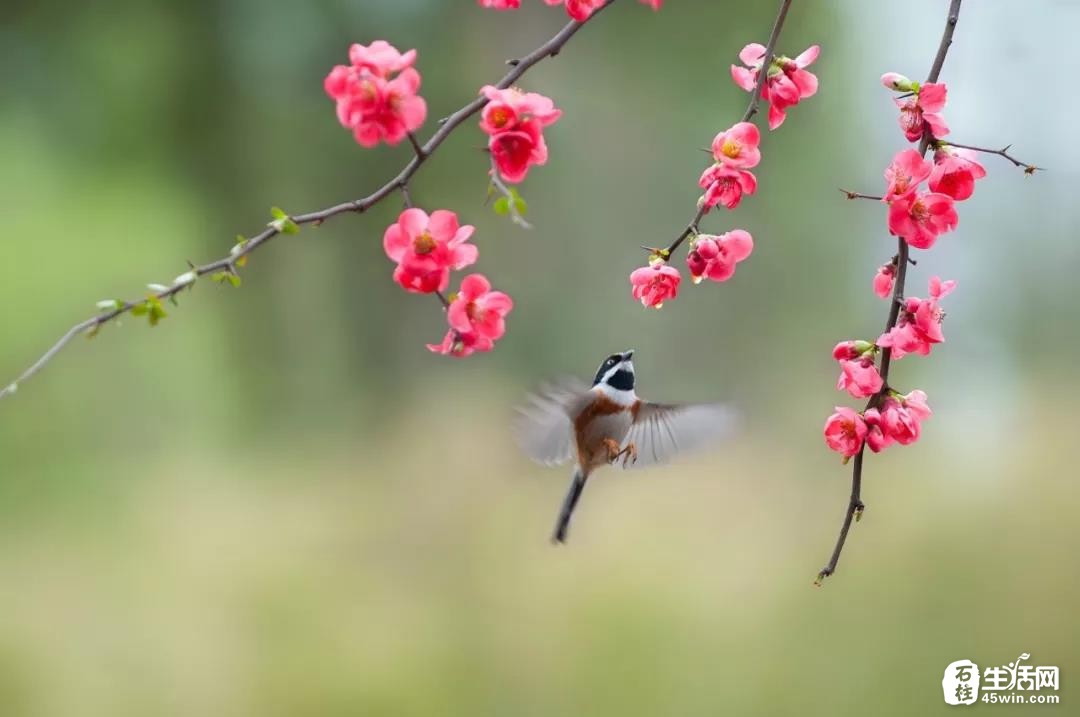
[822, 70, 986, 458]
[627, 42, 819, 309]
[324, 41, 427, 147]
[479, 0, 661, 22]
[479, 86, 562, 184]
[731, 43, 820, 130]
[383, 208, 513, 358]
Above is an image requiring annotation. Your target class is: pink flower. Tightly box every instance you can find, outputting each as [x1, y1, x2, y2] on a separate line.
[543, 0, 659, 18]
[824, 407, 867, 458]
[543, 0, 606, 22]
[896, 82, 949, 142]
[883, 149, 932, 202]
[836, 358, 884, 399]
[731, 43, 819, 130]
[862, 408, 893, 453]
[887, 191, 958, 250]
[479, 86, 561, 183]
[346, 41, 417, 77]
[427, 329, 489, 358]
[873, 262, 896, 299]
[629, 263, 681, 308]
[877, 277, 956, 358]
[478, 0, 521, 8]
[686, 230, 753, 283]
[711, 122, 761, 169]
[383, 208, 478, 293]
[832, 340, 873, 361]
[929, 146, 986, 201]
[879, 397, 920, 445]
[325, 43, 427, 148]
[699, 164, 757, 211]
[880, 72, 914, 92]
[447, 274, 513, 343]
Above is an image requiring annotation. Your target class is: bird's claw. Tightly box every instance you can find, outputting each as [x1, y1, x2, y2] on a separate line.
[602, 438, 622, 463]
[621, 442, 638, 467]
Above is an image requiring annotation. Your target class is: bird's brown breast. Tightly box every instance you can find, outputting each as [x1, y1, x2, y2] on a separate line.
[573, 395, 639, 470]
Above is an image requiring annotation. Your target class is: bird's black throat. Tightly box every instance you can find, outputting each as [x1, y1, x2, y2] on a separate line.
[605, 369, 635, 392]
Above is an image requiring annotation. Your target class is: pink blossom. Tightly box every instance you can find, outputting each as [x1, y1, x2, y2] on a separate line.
[711, 122, 761, 169]
[879, 397, 920, 445]
[832, 340, 873, 361]
[836, 358, 884, 399]
[427, 329, 490, 358]
[873, 262, 896, 299]
[325, 43, 427, 148]
[731, 43, 819, 130]
[383, 208, 478, 293]
[478, 0, 521, 8]
[824, 406, 867, 458]
[877, 277, 956, 358]
[479, 86, 561, 183]
[880, 72, 914, 92]
[699, 165, 757, 211]
[929, 146, 986, 201]
[887, 191, 958, 250]
[883, 149, 932, 202]
[542, 0, 660, 19]
[346, 41, 417, 77]
[447, 274, 513, 343]
[862, 408, 893, 453]
[896, 82, 949, 142]
[543, 0, 606, 22]
[629, 263, 681, 308]
[686, 230, 753, 283]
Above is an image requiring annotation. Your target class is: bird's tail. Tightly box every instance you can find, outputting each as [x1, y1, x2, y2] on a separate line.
[552, 468, 588, 544]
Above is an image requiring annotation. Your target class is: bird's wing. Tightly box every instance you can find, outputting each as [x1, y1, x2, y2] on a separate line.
[621, 401, 738, 469]
[513, 377, 591, 467]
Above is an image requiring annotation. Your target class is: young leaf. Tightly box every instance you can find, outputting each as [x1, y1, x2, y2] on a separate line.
[493, 197, 510, 216]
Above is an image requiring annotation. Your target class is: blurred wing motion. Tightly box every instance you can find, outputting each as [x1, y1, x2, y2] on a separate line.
[513, 377, 590, 466]
[623, 402, 738, 468]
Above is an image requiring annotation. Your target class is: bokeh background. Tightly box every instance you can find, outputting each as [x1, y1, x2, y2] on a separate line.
[2, 0, 1077, 714]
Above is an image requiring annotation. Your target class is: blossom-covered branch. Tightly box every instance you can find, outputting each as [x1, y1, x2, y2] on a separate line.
[628, 0, 821, 308]
[0, 1, 625, 401]
[816, 0, 1040, 584]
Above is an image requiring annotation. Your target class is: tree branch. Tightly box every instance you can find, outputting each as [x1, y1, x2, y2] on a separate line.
[816, 0, 964, 586]
[939, 140, 1042, 173]
[659, 0, 792, 259]
[0, 0, 618, 401]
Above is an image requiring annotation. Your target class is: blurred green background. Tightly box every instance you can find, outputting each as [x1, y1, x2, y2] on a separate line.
[2, 0, 1077, 714]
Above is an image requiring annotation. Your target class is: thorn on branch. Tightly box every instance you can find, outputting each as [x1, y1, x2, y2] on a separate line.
[839, 188, 884, 201]
[506, 58, 520, 66]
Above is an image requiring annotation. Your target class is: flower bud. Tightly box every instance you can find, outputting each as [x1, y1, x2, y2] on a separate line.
[880, 72, 914, 92]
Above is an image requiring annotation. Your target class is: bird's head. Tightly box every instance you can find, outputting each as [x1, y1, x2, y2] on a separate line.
[592, 349, 636, 395]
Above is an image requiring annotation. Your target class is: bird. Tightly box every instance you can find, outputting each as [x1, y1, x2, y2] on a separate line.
[514, 349, 737, 543]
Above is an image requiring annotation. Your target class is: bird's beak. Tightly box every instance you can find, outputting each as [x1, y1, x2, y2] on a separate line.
[622, 349, 635, 360]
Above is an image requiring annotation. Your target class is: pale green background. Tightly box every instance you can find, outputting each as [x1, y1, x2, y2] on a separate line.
[1, 0, 1077, 715]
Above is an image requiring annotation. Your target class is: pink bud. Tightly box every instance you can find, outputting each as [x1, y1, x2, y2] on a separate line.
[881, 72, 914, 92]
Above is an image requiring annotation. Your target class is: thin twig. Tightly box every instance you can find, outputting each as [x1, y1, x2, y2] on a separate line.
[0, 0, 617, 402]
[817, 0, 964, 586]
[839, 189, 884, 201]
[488, 157, 533, 230]
[660, 0, 792, 259]
[939, 141, 1042, 173]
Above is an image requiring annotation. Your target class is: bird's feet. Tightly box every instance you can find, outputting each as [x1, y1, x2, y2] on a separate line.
[620, 442, 638, 467]
[602, 438, 622, 463]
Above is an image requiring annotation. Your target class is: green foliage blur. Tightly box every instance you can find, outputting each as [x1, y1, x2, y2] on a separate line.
[1, 0, 1077, 714]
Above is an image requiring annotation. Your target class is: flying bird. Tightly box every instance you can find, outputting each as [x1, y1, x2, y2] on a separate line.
[514, 350, 737, 543]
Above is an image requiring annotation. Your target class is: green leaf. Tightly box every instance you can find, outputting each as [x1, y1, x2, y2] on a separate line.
[512, 197, 528, 216]
[269, 207, 299, 234]
[493, 197, 510, 216]
[130, 302, 149, 316]
[226, 274, 242, 288]
[211, 271, 228, 283]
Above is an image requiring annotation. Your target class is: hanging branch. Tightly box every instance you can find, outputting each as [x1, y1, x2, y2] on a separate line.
[0, 0, 617, 401]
